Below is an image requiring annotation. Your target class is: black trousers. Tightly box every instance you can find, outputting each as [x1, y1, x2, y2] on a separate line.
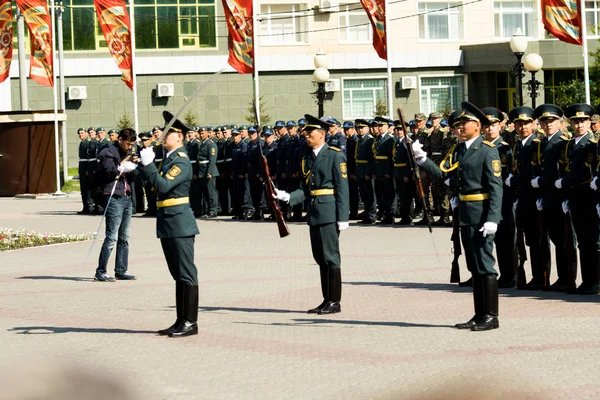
[160, 236, 198, 285]
[216, 174, 231, 214]
[570, 193, 600, 288]
[231, 175, 246, 217]
[189, 178, 203, 215]
[495, 200, 517, 281]
[517, 199, 545, 282]
[358, 178, 376, 221]
[79, 163, 94, 212]
[375, 176, 395, 218]
[394, 177, 414, 220]
[348, 177, 360, 218]
[309, 223, 342, 302]
[287, 176, 302, 218]
[460, 224, 498, 277]
[249, 176, 266, 211]
[541, 203, 577, 286]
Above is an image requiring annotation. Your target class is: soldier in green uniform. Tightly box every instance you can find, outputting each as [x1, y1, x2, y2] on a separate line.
[355, 119, 376, 224]
[344, 121, 360, 220]
[391, 120, 414, 225]
[197, 125, 219, 218]
[77, 128, 94, 215]
[187, 127, 201, 216]
[86, 127, 103, 214]
[413, 102, 503, 331]
[139, 112, 200, 337]
[373, 117, 395, 225]
[556, 104, 599, 295]
[482, 107, 518, 288]
[274, 114, 350, 315]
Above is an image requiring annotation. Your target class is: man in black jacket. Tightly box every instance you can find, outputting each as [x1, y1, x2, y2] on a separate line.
[94, 128, 138, 282]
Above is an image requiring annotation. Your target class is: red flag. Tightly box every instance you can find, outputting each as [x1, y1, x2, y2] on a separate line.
[222, 0, 254, 74]
[15, 0, 53, 87]
[94, 0, 134, 89]
[541, 0, 582, 45]
[359, 0, 386, 60]
[0, 0, 12, 83]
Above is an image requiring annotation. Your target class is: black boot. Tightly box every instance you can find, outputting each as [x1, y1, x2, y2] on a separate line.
[158, 281, 184, 335]
[455, 277, 482, 329]
[471, 276, 499, 331]
[169, 284, 199, 337]
[458, 276, 473, 287]
[319, 269, 341, 315]
[308, 266, 329, 314]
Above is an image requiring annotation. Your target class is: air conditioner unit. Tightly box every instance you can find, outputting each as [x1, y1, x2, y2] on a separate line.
[318, 0, 339, 13]
[67, 86, 87, 100]
[325, 79, 340, 92]
[156, 83, 174, 98]
[398, 76, 417, 90]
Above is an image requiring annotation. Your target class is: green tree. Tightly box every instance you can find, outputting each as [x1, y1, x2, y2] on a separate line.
[373, 98, 388, 118]
[116, 110, 134, 130]
[184, 109, 199, 127]
[553, 80, 586, 109]
[245, 95, 272, 126]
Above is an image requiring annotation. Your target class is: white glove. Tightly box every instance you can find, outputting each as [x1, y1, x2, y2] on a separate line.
[411, 140, 427, 160]
[591, 177, 598, 191]
[505, 173, 513, 187]
[513, 199, 518, 212]
[450, 196, 458, 210]
[337, 221, 349, 231]
[117, 161, 138, 174]
[554, 178, 563, 189]
[139, 147, 155, 166]
[444, 178, 451, 187]
[536, 198, 543, 211]
[597, 204, 600, 218]
[531, 177, 540, 188]
[273, 188, 290, 203]
[479, 222, 498, 237]
[562, 200, 569, 214]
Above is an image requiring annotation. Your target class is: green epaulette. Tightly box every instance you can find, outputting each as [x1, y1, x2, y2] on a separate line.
[330, 146, 341, 152]
[178, 152, 187, 158]
[482, 140, 495, 147]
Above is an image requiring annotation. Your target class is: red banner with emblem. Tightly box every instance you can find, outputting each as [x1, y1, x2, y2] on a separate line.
[221, 0, 254, 74]
[15, 0, 53, 87]
[541, 0, 582, 45]
[94, 0, 134, 89]
[360, 0, 386, 60]
[0, 0, 13, 83]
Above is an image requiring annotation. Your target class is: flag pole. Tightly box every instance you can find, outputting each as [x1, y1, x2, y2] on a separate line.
[129, 0, 139, 132]
[50, 0, 63, 194]
[384, 0, 393, 119]
[253, 0, 260, 124]
[581, 0, 591, 104]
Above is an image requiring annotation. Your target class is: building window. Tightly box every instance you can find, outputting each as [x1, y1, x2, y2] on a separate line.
[495, 71, 517, 112]
[61, 0, 217, 51]
[586, 1, 600, 38]
[259, 4, 309, 46]
[544, 68, 584, 105]
[342, 78, 387, 119]
[420, 76, 464, 115]
[418, 2, 463, 41]
[338, 3, 372, 43]
[493, 1, 535, 38]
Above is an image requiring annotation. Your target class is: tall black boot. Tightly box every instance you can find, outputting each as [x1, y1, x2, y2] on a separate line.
[308, 266, 329, 314]
[158, 281, 184, 335]
[455, 276, 482, 329]
[471, 276, 499, 331]
[169, 284, 199, 337]
[319, 269, 341, 315]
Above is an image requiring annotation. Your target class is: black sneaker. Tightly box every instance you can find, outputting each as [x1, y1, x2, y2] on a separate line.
[94, 273, 116, 282]
[115, 273, 137, 281]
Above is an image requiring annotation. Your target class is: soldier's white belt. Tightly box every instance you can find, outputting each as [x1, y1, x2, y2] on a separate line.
[375, 156, 388, 160]
[356, 160, 368, 164]
[459, 193, 490, 201]
[157, 197, 190, 208]
[198, 160, 209, 164]
[311, 189, 335, 196]
[225, 158, 232, 162]
[190, 160, 197, 164]
[216, 160, 224, 163]
[155, 158, 163, 162]
[432, 152, 442, 156]
[394, 163, 407, 167]
[79, 159, 89, 162]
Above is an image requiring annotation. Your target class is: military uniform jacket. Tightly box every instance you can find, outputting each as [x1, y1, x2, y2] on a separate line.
[327, 132, 347, 155]
[285, 135, 300, 176]
[140, 148, 199, 239]
[265, 140, 278, 177]
[197, 138, 219, 179]
[392, 136, 412, 180]
[186, 139, 199, 175]
[247, 138, 266, 178]
[78, 139, 90, 167]
[534, 131, 569, 209]
[346, 135, 358, 175]
[224, 138, 234, 174]
[355, 133, 374, 178]
[491, 137, 514, 210]
[373, 133, 394, 177]
[421, 136, 502, 226]
[216, 138, 227, 174]
[562, 133, 597, 194]
[153, 142, 165, 165]
[231, 140, 248, 175]
[289, 144, 350, 226]
[508, 134, 539, 204]
[87, 140, 99, 174]
[276, 134, 289, 177]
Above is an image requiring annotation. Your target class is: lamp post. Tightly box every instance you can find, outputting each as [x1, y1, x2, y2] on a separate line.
[509, 28, 528, 107]
[523, 53, 544, 109]
[311, 49, 333, 118]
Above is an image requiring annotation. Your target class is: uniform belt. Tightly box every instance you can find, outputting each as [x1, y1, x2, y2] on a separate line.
[198, 160, 209, 164]
[432, 152, 442, 156]
[225, 158, 232, 162]
[190, 160, 197, 164]
[394, 163, 407, 167]
[375, 156, 388, 160]
[78, 159, 88, 162]
[216, 160, 224, 163]
[459, 193, 490, 201]
[310, 188, 335, 196]
[154, 158, 163, 162]
[356, 160, 368, 164]
[88, 158, 97, 162]
[157, 197, 190, 208]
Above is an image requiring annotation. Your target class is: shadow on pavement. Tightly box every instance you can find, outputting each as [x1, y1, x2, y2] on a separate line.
[17, 276, 94, 282]
[198, 306, 305, 314]
[267, 319, 453, 329]
[346, 281, 600, 303]
[9, 326, 156, 335]
[36, 211, 81, 216]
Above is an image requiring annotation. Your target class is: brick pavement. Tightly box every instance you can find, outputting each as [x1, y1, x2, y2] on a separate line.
[0, 196, 599, 399]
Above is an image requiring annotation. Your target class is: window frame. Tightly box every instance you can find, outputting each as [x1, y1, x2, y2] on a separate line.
[337, 2, 372, 45]
[259, 3, 310, 47]
[418, 74, 467, 116]
[416, 0, 465, 43]
[341, 76, 389, 120]
[493, 0, 535, 40]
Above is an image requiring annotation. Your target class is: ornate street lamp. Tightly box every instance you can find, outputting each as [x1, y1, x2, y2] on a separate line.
[509, 28, 528, 107]
[523, 53, 544, 109]
[311, 49, 333, 118]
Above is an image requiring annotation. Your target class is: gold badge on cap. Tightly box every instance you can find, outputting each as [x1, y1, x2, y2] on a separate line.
[519, 113, 529, 119]
[576, 111, 585, 117]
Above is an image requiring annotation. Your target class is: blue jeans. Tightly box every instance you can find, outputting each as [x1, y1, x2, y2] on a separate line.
[97, 195, 132, 276]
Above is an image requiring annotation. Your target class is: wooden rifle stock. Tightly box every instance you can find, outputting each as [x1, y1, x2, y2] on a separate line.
[259, 143, 290, 238]
[397, 107, 434, 234]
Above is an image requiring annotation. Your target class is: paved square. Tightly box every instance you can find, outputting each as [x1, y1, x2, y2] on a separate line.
[1, 196, 599, 399]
